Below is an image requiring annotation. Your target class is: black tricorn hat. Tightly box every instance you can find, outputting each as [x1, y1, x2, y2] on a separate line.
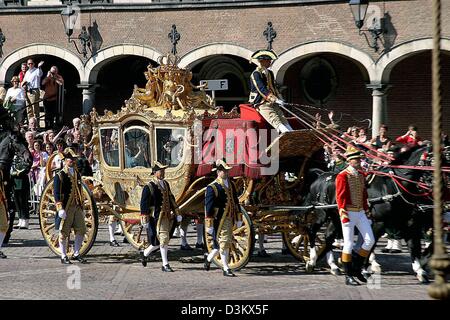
[251, 49, 279, 61]
[152, 161, 169, 174]
[60, 147, 78, 160]
[211, 159, 232, 172]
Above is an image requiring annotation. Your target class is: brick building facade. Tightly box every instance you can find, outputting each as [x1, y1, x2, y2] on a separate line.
[0, 0, 449, 139]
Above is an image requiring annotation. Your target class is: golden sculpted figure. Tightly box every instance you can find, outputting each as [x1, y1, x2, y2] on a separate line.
[161, 72, 185, 111]
[130, 53, 214, 111]
[132, 65, 160, 108]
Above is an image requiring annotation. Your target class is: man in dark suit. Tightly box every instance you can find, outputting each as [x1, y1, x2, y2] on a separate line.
[140, 161, 182, 272]
[54, 148, 87, 264]
[204, 159, 240, 277]
[249, 49, 292, 133]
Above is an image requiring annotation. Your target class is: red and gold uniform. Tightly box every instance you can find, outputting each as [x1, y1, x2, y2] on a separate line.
[335, 151, 375, 285]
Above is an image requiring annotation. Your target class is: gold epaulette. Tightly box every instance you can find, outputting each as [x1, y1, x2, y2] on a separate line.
[207, 182, 219, 198]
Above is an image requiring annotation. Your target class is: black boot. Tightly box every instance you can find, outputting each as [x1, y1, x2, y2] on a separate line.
[352, 254, 368, 283]
[343, 261, 359, 286]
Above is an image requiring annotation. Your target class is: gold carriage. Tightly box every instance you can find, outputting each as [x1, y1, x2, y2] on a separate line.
[38, 53, 326, 270]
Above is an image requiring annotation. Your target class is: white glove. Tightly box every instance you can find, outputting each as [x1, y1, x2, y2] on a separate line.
[275, 99, 284, 106]
[58, 209, 67, 219]
[176, 215, 183, 223]
[206, 226, 214, 235]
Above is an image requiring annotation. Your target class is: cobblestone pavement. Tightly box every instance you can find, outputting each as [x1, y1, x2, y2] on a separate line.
[0, 216, 441, 300]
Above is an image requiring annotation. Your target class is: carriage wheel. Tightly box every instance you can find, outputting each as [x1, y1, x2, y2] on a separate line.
[39, 180, 98, 257]
[282, 229, 325, 264]
[205, 206, 254, 271]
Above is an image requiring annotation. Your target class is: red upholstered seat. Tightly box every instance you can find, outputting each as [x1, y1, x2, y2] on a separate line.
[239, 104, 267, 129]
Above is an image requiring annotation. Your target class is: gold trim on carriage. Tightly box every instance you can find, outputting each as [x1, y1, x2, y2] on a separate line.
[38, 52, 328, 270]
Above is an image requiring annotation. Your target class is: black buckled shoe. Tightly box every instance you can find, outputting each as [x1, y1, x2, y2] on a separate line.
[140, 251, 147, 267]
[180, 244, 193, 251]
[204, 255, 211, 271]
[223, 269, 236, 277]
[61, 256, 72, 264]
[162, 264, 174, 272]
[354, 271, 368, 283]
[110, 240, 120, 247]
[72, 255, 87, 264]
[0, 251, 7, 259]
[345, 275, 360, 286]
[195, 243, 204, 249]
[257, 250, 269, 257]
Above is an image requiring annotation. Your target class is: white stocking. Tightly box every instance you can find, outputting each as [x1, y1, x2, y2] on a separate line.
[326, 251, 339, 269]
[108, 221, 117, 242]
[59, 239, 68, 258]
[144, 244, 158, 257]
[0, 232, 5, 249]
[180, 224, 188, 246]
[221, 249, 230, 271]
[207, 248, 219, 262]
[74, 234, 84, 256]
[160, 245, 169, 266]
[196, 223, 204, 244]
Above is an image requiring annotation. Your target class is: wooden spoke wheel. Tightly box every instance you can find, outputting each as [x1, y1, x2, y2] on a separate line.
[282, 228, 325, 264]
[205, 206, 254, 271]
[39, 180, 98, 257]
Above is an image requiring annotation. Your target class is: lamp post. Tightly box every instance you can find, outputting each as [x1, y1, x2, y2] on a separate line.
[60, 1, 91, 59]
[349, 0, 384, 52]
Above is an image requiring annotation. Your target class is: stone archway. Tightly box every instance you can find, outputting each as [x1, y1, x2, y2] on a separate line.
[377, 38, 450, 83]
[272, 41, 375, 84]
[79, 44, 163, 113]
[0, 44, 84, 85]
[84, 44, 163, 84]
[179, 43, 253, 69]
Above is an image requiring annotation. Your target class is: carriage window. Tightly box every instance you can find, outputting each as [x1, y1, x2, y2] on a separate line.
[155, 128, 186, 167]
[124, 128, 151, 168]
[100, 128, 120, 167]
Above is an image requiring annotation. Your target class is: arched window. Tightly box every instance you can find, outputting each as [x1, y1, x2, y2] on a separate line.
[100, 127, 120, 168]
[155, 127, 186, 168]
[123, 122, 151, 169]
[300, 57, 338, 106]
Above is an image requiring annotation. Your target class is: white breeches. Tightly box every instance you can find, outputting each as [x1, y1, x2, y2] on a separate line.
[341, 210, 375, 255]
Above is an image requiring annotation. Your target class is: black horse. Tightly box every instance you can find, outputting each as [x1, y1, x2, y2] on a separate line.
[0, 125, 32, 244]
[301, 146, 435, 283]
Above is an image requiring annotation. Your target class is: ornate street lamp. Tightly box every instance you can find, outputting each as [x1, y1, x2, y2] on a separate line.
[60, 1, 92, 59]
[349, 0, 384, 52]
[349, 0, 369, 29]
